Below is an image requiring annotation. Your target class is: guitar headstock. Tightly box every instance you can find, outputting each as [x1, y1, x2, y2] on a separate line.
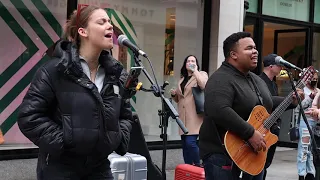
[299, 66, 316, 84]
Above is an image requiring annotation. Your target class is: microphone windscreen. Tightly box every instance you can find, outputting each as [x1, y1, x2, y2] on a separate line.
[275, 56, 282, 64]
[118, 35, 128, 46]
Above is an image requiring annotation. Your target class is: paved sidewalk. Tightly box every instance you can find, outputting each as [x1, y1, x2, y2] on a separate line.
[150, 147, 298, 180]
[0, 147, 300, 180]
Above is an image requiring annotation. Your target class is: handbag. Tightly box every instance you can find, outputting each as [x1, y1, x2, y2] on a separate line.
[313, 124, 320, 137]
[289, 109, 301, 142]
[192, 86, 204, 114]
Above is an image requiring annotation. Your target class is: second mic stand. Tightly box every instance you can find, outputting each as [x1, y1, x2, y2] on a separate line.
[286, 69, 320, 166]
[158, 81, 169, 140]
[133, 53, 188, 180]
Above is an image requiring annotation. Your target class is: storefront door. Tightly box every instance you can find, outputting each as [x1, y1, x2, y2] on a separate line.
[273, 28, 310, 143]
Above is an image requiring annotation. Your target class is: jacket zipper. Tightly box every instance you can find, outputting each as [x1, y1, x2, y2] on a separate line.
[99, 107, 107, 133]
[46, 154, 50, 165]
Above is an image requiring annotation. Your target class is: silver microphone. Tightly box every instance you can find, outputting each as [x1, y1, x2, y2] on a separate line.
[275, 56, 302, 71]
[118, 35, 147, 57]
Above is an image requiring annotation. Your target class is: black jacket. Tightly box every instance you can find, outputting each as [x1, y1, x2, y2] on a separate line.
[199, 61, 285, 158]
[17, 40, 133, 158]
[259, 72, 278, 96]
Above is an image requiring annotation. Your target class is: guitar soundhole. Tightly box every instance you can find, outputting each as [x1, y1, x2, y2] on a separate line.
[254, 111, 264, 122]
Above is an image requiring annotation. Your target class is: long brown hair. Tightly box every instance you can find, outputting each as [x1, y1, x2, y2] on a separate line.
[63, 5, 102, 47]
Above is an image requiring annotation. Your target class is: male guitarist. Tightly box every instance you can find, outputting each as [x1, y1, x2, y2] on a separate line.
[199, 32, 304, 180]
[258, 54, 285, 180]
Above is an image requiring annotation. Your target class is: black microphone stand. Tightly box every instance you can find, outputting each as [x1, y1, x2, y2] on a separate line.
[286, 68, 320, 168]
[132, 52, 188, 180]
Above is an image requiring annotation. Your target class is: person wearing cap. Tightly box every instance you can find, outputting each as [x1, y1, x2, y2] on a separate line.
[259, 54, 284, 180]
[259, 54, 317, 180]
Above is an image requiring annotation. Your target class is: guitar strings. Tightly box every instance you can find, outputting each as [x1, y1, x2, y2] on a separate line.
[257, 80, 305, 134]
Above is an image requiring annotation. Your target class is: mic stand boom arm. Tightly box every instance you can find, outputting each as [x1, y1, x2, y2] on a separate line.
[132, 54, 188, 134]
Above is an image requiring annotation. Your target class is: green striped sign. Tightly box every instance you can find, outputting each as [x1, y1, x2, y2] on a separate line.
[0, 1, 138, 144]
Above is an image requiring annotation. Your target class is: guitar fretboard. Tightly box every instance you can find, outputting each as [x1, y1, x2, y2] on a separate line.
[263, 80, 305, 129]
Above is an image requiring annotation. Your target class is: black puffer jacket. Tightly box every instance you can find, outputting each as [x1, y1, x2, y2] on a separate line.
[17, 40, 133, 158]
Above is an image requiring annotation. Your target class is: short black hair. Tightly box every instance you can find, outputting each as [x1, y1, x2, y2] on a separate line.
[180, 55, 200, 78]
[223, 32, 252, 58]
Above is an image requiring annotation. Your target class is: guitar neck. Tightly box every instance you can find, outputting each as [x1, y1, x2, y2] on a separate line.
[263, 80, 305, 129]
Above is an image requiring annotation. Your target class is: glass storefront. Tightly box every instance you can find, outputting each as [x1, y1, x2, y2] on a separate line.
[262, 23, 306, 95]
[78, 0, 205, 142]
[247, 0, 258, 13]
[315, 0, 320, 24]
[312, 32, 320, 70]
[0, 0, 67, 149]
[0, 0, 205, 150]
[263, 0, 310, 22]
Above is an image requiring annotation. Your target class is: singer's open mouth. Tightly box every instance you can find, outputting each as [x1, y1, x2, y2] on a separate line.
[105, 33, 112, 38]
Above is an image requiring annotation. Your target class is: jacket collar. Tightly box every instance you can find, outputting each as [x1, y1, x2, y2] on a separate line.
[53, 40, 123, 79]
[222, 60, 251, 78]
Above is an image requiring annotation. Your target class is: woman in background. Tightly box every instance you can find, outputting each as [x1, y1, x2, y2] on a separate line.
[295, 72, 319, 180]
[170, 55, 208, 166]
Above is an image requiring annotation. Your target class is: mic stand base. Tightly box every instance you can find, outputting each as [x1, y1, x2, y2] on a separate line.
[158, 108, 169, 180]
[159, 105, 169, 180]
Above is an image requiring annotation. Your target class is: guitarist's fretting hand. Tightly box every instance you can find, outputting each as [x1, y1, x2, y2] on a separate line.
[248, 130, 266, 152]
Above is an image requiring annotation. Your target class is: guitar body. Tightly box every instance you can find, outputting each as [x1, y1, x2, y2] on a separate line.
[224, 105, 279, 175]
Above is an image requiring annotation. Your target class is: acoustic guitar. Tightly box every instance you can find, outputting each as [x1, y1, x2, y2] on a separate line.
[224, 66, 315, 175]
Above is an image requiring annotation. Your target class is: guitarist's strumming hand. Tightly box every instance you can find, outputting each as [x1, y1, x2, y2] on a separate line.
[248, 130, 266, 152]
[292, 88, 305, 106]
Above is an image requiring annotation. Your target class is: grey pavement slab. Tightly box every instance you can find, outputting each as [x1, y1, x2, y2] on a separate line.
[0, 148, 300, 180]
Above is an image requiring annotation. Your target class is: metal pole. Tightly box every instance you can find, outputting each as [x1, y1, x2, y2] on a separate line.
[243, 0, 250, 31]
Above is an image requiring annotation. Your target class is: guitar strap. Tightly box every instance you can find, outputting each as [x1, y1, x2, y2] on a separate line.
[296, 108, 302, 127]
[248, 73, 264, 106]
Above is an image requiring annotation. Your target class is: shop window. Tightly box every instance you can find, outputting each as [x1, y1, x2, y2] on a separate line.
[262, 22, 307, 96]
[0, 0, 67, 149]
[263, 0, 310, 22]
[315, 0, 320, 24]
[164, 8, 175, 76]
[247, 0, 258, 13]
[78, 0, 205, 141]
[312, 33, 320, 73]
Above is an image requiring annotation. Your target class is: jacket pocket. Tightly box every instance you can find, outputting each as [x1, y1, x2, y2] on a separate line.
[102, 95, 121, 132]
[62, 115, 73, 148]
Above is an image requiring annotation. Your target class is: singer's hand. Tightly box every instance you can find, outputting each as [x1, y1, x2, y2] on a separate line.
[292, 88, 305, 105]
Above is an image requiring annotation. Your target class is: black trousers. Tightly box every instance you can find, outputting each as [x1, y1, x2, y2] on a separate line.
[37, 152, 113, 180]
